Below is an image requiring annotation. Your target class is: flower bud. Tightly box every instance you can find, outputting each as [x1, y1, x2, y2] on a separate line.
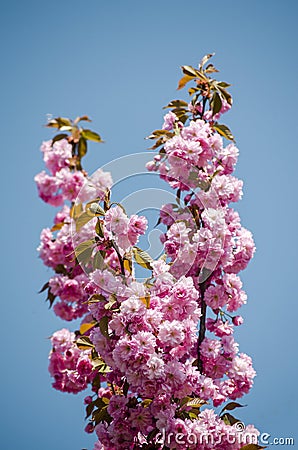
[232, 315, 244, 326]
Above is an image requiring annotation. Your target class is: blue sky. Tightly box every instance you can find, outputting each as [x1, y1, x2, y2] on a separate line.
[1, 0, 297, 449]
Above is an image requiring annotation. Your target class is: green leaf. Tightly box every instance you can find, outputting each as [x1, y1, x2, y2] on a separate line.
[211, 91, 222, 115]
[140, 295, 150, 309]
[186, 398, 207, 408]
[74, 240, 94, 266]
[92, 405, 112, 424]
[59, 125, 73, 132]
[175, 113, 189, 124]
[47, 288, 56, 308]
[46, 119, 59, 128]
[141, 398, 152, 408]
[181, 65, 198, 77]
[98, 363, 111, 373]
[74, 115, 91, 124]
[77, 247, 93, 265]
[81, 129, 103, 142]
[80, 322, 96, 335]
[95, 220, 104, 237]
[132, 247, 154, 270]
[221, 413, 241, 426]
[70, 202, 83, 219]
[188, 171, 210, 191]
[217, 81, 231, 88]
[180, 396, 192, 407]
[240, 446, 266, 450]
[172, 107, 188, 119]
[205, 63, 219, 74]
[93, 251, 105, 270]
[56, 117, 72, 127]
[88, 294, 106, 304]
[51, 222, 65, 232]
[147, 428, 159, 443]
[93, 398, 107, 409]
[148, 137, 166, 150]
[220, 402, 246, 415]
[54, 264, 68, 275]
[164, 100, 188, 109]
[51, 133, 68, 145]
[99, 316, 109, 339]
[104, 295, 117, 310]
[188, 87, 199, 96]
[76, 336, 95, 350]
[75, 211, 94, 231]
[217, 85, 233, 105]
[75, 239, 94, 259]
[39, 281, 49, 293]
[123, 379, 129, 396]
[47, 117, 72, 129]
[199, 53, 215, 70]
[87, 203, 105, 216]
[213, 123, 234, 141]
[78, 137, 87, 157]
[91, 356, 105, 369]
[177, 75, 194, 90]
[123, 257, 132, 274]
[146, 129, 174, 140]
[85, 402, 95, 419]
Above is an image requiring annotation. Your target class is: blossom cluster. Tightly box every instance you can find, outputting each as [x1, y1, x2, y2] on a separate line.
[35, 139, 112, 206]
[36, 139, 113, 321]
[49, 328, 94, 393]
[81, 106, 256, 448]
[36, 63, 258, 449]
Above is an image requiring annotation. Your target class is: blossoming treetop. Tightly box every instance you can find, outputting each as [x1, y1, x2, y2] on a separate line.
[35, 54, 261, 449]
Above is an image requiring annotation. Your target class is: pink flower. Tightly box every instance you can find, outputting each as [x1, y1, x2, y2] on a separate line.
[215, 143, 239, 175]
[105, 205, 129, 235]
[34, 171, 63, 206]
[206, 319, 234, 337]
[41, 139, 72, 175]
[129, 407, 152, 433]
[51, 328, 75, 352]
[49, 328, 93, 393]
[171, 276, 199, 303]
[56, 168, 85, 202]
[212, 174, 243, 205]
[54, 205, 70, 224]
[127, 215, 147, 245]
[162, 111, 177, 130]
[145, 354, 165, 380]
[158, 320, 185, 347]
[107, 395, 128, 420]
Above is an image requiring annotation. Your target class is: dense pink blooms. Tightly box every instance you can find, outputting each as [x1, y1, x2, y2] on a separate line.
[40, 139, 72, 175]
[34, 171, 63, 206]
[162, 111, 177, 130]
[36, 76, 258, 449]
[104, 206, 147, 253]
[78, 169, 113, 202]
[48, 329, 94, 393]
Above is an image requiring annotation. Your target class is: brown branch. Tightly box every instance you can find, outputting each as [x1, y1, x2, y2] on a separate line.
[111, 241, 125, 276]
[197, 280, 207, 373]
